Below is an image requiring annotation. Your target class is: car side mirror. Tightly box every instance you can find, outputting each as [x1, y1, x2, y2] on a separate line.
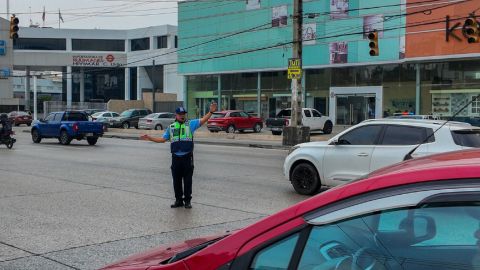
[332, 138, 339, 145]
[39, 118, 44, 123]
[399, 213, 436, 244]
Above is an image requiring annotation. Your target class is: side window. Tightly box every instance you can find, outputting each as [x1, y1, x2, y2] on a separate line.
[104, 113, 112, 117]
[312, 110, 322, 117]
[250, 233, 300, 270]
[53, 113, 62, 121]
[112, 113, 120, 117]
[339, 125, 382, 145]
[169, 114, 175, 118]
[141, 110, 149, 116]
[132, 111, 140, 117]
[44, 114, 55, 122]
[426, 128, 436, 143]
[381, 125, 425, 145]
[240, 112, 249, 117]
[230, 112, 239, 117]
[304, 110, 312, 117]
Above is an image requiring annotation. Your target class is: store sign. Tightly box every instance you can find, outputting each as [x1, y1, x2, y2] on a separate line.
[0, 40, 5, 55]
[288, 58, 302, 79]
[72, 54, 125, 67]
[446, 15, 478, 42]
[0, 68, 10, 80]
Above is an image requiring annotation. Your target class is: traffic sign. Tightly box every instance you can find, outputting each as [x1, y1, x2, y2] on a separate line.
[288, 58, 302, 80]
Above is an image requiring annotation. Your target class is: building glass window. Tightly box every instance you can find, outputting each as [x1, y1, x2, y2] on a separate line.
[305, 69, 330, 116]
[72, 39, 125, 51]
[472, 95, 480, 114]
[157, 36, 168, 49]
[131, 38, 150, 51]
[13, 38, 67, 50]
[175, 36, 178, 48]
[331, 67, 355, 86]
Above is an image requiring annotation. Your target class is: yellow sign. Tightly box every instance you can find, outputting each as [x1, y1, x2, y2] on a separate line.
[288, 58, 302, 79]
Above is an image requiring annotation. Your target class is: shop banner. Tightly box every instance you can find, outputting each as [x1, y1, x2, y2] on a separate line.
[72, 54, 126, 67]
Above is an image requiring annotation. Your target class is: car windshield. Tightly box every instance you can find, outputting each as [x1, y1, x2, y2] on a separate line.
[17, 112, 28, 116]
[211, 113, 226, 118]
[121, 111, 132, 117]
[451, 130, 480, 147]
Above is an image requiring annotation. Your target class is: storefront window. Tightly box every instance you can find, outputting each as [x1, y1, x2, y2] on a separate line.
[356, 65, 383, 86]
[305, 69, 330, 115]
[187, 75, 219, 119]
[331, 67, 355, 86]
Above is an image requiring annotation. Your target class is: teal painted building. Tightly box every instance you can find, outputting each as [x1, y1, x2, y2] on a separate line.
[178, 0, 480, 125]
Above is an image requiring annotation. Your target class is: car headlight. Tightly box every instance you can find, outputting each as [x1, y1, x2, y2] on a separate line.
[288, 146, 300, 156]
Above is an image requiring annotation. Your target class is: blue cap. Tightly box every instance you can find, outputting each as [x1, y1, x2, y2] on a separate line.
[175, 107, 187, 115]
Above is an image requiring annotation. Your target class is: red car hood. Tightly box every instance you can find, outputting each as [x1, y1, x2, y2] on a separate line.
[98, 231, 234, 270]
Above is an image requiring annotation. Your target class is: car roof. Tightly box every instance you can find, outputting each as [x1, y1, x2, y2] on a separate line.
[213, 110, 243, 114]
[361, 118, 475, 128]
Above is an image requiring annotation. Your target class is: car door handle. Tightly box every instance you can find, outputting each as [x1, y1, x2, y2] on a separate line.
[357, 153, 369, 157]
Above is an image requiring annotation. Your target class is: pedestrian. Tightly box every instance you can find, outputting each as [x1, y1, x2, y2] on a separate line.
[139, 103, 218, 209]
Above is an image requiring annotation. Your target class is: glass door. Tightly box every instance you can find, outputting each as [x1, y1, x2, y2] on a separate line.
[336, 94, 376, 125]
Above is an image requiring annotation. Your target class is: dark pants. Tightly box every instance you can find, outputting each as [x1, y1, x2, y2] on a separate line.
[171, 152, 194, 201]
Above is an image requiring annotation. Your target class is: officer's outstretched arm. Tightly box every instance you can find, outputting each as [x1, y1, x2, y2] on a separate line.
[139, 134, 168, 143]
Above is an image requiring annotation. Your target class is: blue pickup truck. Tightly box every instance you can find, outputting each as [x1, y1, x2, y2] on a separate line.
[31, 111, 104, 145]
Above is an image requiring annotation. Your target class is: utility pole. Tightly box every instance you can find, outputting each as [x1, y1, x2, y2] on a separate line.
[152, 60, 155, 112]
[283, 0, 310, 146]
[7, 0, 9, 19]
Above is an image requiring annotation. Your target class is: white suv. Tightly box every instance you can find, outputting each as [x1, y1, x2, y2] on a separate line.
[284, 119, 480, 195]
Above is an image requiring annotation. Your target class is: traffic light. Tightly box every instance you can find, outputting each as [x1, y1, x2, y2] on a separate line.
[465, 16, 478, 44]
[368, 30, 379, 56]
[9, 16, 19, 39]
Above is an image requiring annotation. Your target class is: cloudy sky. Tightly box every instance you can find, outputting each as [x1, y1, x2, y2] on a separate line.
[3, 0, 178, 30]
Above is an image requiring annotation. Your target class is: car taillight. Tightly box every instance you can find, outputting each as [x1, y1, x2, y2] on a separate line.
[92, 118, 97, 121]
[74, 123, 78, 132]
[10, 131, 14, 135]
[102, 123, 105, 132]
[286, 119, 290, 126]
[147, 119, 152, 122]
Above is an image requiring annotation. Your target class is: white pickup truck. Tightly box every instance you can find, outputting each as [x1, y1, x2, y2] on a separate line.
[264, 108, 333, 135]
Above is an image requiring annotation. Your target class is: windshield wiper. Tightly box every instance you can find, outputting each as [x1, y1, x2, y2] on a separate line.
[167, 235, 229, 264]
[404, 93, 480, 161]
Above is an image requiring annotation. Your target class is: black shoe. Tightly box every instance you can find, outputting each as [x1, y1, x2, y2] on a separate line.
[171, 200, 184, 208]
[184, 201, 192, 209]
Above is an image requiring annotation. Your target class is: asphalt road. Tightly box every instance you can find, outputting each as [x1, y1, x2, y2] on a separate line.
[0, 128, 307, 270]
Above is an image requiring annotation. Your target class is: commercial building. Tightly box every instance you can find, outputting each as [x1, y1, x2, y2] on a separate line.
[178, 0, 480, 124]
[0, 20, 183, 112]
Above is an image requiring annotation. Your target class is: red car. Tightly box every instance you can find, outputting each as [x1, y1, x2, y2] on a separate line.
[99, 149, 480, 270]
[8, 111, 32, 126]
[207, 110, 263, 133]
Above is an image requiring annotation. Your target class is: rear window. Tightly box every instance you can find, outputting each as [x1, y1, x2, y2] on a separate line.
[277, 109, 291, 117]
[146, 114, 157, 118]
[211, 113, 226, 118]
[64, 112, 88, 121]
[92, 112, 102, 117]
[451, 130, 480, 147]
[17, 112, 28, 116]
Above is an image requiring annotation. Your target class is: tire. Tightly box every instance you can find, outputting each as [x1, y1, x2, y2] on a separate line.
[291, 163, 321, 195]
[226, 125, 236, 133]
[87, 137, 98, 145]
[60, 130, 71, 145]
[209, 130, 215, 133]
[272, 131, 282, 135]
[27, 123, 31, 126]
[135, 125, 139, 129]
[253, 122, 262, 133]
[5, 137, 13, 149]
[155, 124, 163, 130]
[122, 122, 130, 129]
[32, 129, 42, 143]
[323, 121, 333, 134]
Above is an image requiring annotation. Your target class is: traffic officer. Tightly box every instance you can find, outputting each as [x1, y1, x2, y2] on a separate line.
[140, 103, 217, 209]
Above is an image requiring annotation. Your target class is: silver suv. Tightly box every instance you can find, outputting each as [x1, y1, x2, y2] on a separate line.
[107, 108, 152, 129]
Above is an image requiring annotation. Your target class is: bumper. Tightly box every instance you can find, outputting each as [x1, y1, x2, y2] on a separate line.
[270, 127, 284, 132]
[15, 119, 32, 124]
[207, 125, 226, 131]
[108, 122, 122, 128]
[138, 123, 153, 130]
[76, 132, 103, 138]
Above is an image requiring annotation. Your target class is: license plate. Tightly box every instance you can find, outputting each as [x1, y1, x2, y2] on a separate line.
[272, 128, 282, 131]
[86, 133, 93, 136]
[23, 117, 28, 120]
[210, 122, 216, 125]
[10, 134, 14, 139]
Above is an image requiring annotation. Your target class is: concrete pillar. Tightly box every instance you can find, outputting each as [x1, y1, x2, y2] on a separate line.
[80, 69, 85, 103]
[415, 63, 421, 114]
[302, 71, 306, 108]
[125, 67, 131, 100]
[33, 76, 37, 121]
[25, 67, 30, 110]
[137, 66, 142, 100]
[217, 75, 221, 111]
[257, 73, 261, 119]
[67, 66, 72, 107]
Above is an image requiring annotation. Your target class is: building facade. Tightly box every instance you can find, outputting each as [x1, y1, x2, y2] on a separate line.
[9, 24, 183, 110]
[178, 0, 480, 124]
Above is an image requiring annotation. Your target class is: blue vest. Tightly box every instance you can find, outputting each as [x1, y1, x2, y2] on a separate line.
[169, 121, 194, 154]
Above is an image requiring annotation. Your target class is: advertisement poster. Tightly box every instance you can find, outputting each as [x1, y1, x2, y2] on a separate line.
[246, 0, 261, 10]
[272, 6, 288, 27]
[363, 15, 384, 39]
[329, 42, 348, 64]
[302, 23, 317, 45]
[399, 36, 405, 59]
[330, 0, 349, 20]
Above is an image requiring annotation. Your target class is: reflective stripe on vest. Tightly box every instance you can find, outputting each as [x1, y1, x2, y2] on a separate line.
[169, 121, 193, 142]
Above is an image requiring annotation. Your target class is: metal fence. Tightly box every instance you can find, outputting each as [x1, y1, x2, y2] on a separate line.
[154, 101, 183, 113]
[43, 101, 108, 115]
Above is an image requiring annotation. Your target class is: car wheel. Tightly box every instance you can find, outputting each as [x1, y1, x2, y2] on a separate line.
[87, 137, 98, 145]
[253, 122, 262, 133]
[27, 123, 31, 126]
[323, 121, 333, 134]
[209, 130, 215, 133]
[155, 124, 163, 130]
[291, 163, 321, 195]
[60, 131, 71, 145]
[5, 137, 14, 149]
[272, 131, 282, 135]
[122, 122, 130, 129]
[32, 129, 42, 143]
[226, 125, 236, 133]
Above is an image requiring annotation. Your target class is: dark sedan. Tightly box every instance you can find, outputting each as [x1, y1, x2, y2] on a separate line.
[8, 111, 32, 126]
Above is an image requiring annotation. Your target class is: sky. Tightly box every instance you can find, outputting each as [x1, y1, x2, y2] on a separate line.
[3, 0, 178, 30]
